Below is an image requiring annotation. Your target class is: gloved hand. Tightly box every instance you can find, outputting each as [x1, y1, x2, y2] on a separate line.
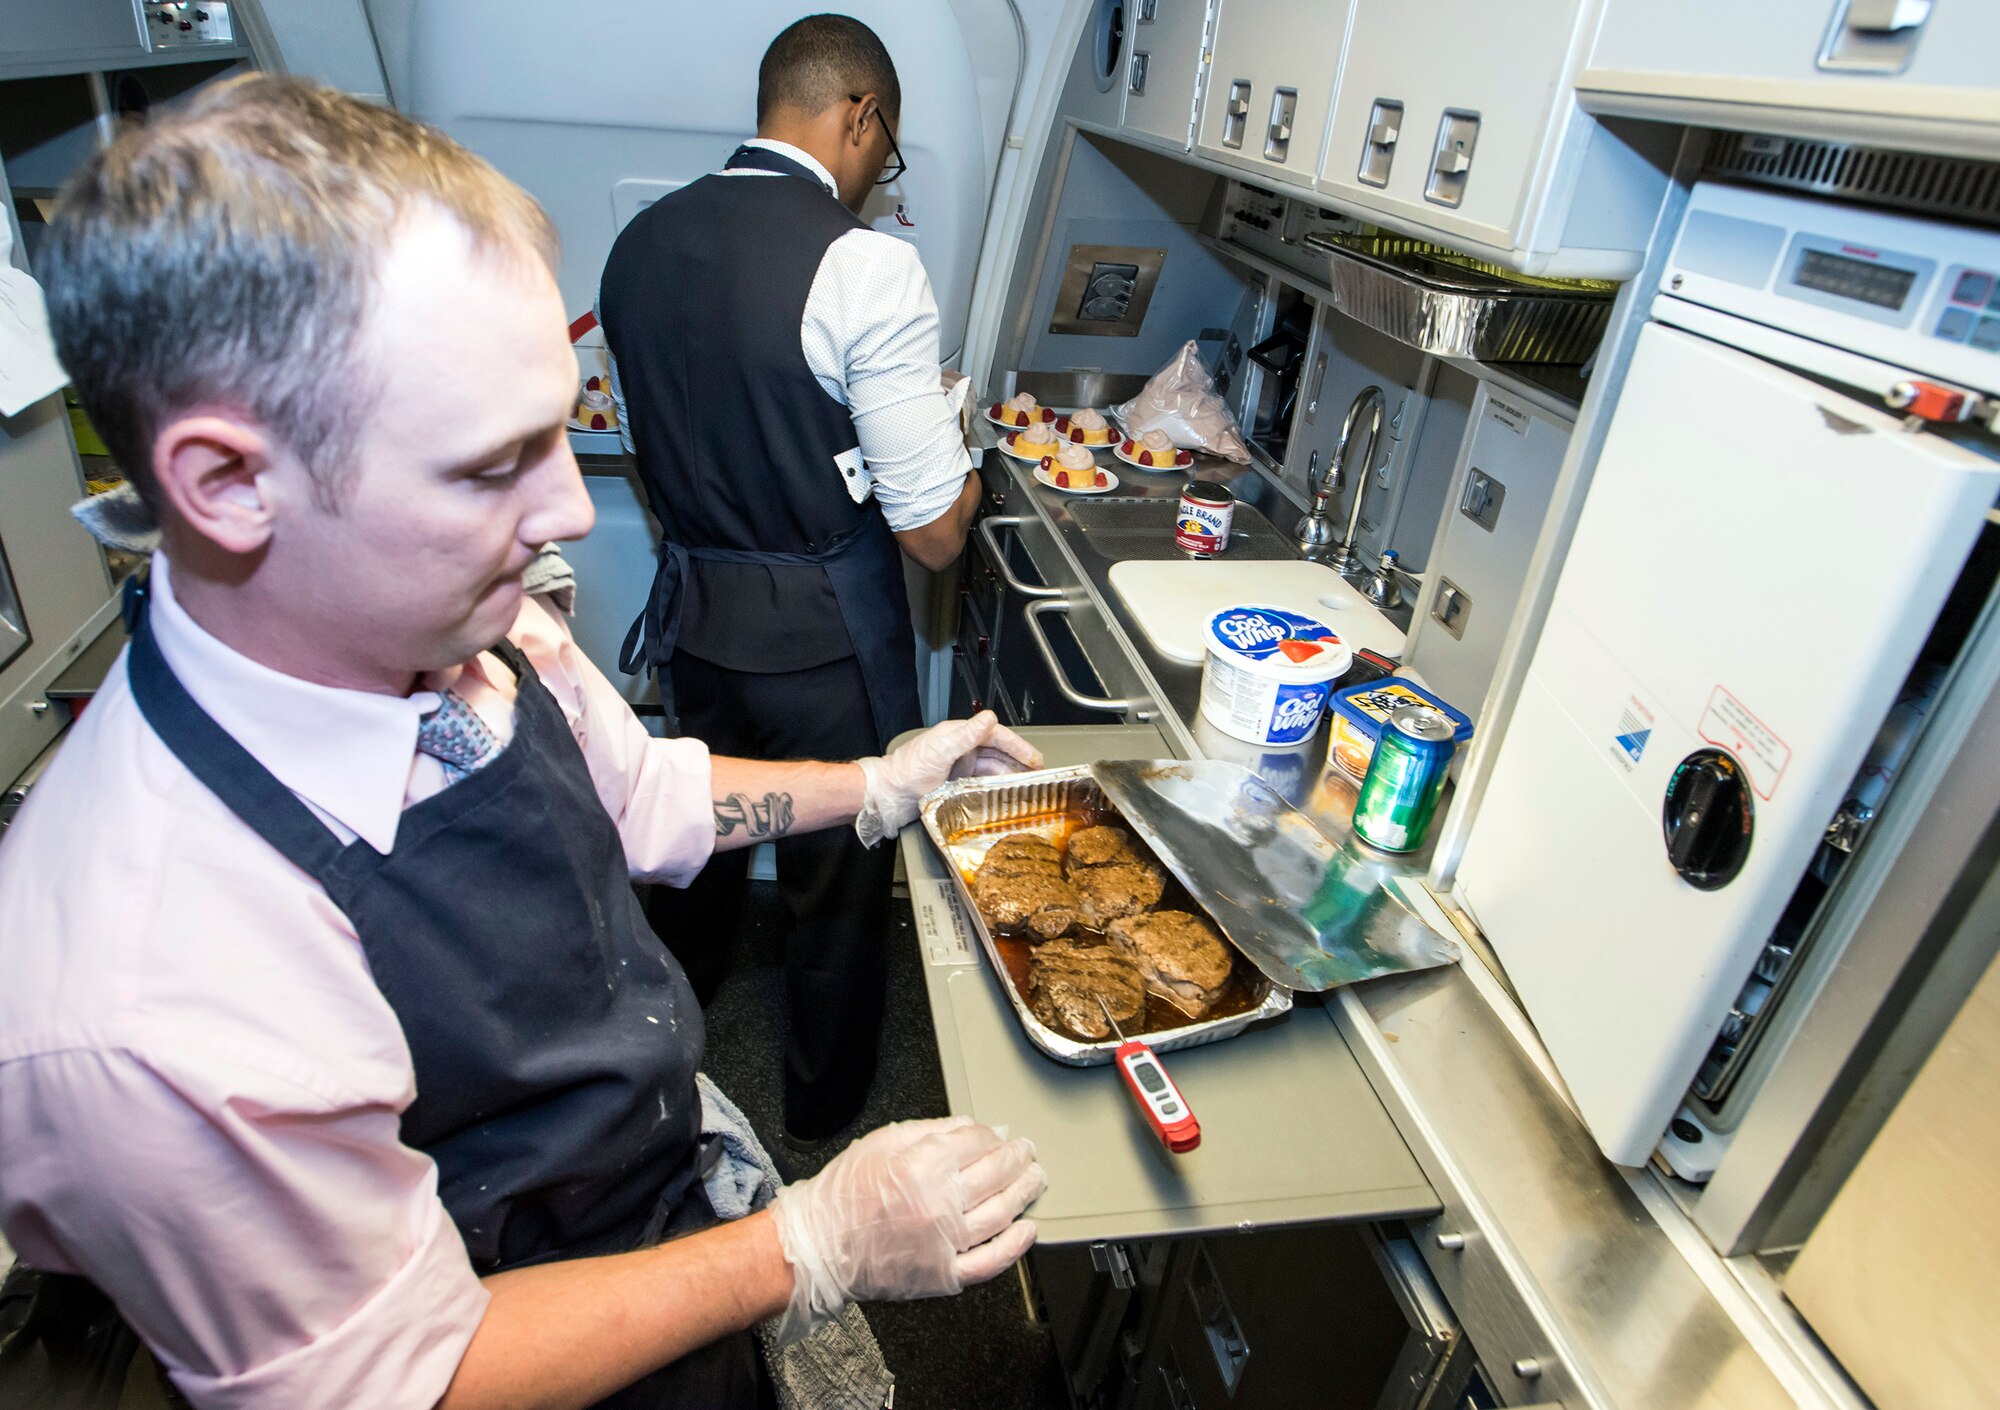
[770, 1117, 1045, 1345]
[854, 711, 1042, 846]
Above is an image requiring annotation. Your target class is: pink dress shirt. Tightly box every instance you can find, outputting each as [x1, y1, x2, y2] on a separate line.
[0, 555, 715, 1409]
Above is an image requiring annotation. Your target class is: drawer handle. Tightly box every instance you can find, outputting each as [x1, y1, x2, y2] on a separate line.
[1023, 598, 1142, 714]
[975, 516, 1061, 599]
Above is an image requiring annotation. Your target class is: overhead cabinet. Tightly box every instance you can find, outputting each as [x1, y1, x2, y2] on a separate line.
[1312, 0, 1671, 278]
[1195, 0, 1353, 189]
[1119, 0, 1214, 151]
[1582, 0, 2000, 159]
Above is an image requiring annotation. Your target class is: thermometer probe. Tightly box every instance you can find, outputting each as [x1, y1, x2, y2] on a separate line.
[1098, 998, 1201, 1153]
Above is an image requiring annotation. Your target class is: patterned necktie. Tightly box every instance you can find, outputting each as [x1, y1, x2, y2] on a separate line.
[416, 691, 502, 782]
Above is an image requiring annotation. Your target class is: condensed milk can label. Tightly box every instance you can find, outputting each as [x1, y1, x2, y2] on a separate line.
[1174, 480, 1234, 558]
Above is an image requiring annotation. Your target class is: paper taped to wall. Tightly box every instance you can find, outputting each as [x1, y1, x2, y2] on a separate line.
[0, 266, 68, 419]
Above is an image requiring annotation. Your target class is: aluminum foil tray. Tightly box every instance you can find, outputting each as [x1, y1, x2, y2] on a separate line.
[920, 765, 1293, 1067]
[1303, 232, 1616, 364]
[1092, 761, 1459, 991]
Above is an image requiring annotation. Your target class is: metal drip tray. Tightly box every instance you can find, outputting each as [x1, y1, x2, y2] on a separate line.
[1065, 498, 1297, 562]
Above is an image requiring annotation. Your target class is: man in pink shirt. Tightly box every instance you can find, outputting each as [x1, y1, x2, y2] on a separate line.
[0, 77, 1045, 1409]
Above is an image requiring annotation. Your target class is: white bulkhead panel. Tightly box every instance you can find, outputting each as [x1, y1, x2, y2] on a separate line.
[400, 0, 1021, 363]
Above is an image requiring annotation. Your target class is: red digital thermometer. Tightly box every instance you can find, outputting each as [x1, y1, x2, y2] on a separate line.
[1100, 999, 1201, 1153]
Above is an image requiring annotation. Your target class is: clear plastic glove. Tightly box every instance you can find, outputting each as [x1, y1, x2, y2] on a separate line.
[854, 710, 1042, 846]
[770, 1116, 1046, 1346]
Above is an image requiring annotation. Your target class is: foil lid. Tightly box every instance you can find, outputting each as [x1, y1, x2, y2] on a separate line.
[1091, 760, 1460, 992]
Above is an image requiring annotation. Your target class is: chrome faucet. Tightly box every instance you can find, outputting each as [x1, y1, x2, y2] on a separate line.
[1294, 385, 1384, 573]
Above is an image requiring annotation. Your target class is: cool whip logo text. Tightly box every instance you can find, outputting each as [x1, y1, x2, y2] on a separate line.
[1212, 607, 1328, 660]
[1271, 687, 1329, 739]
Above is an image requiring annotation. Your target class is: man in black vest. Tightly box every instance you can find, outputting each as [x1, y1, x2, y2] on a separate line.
[601, 15, 981, 1145]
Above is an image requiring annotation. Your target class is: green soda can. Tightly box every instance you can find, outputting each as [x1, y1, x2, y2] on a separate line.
[1352, 705, 1457, 853]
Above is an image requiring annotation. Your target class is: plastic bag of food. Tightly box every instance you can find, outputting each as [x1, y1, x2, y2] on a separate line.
[1113, 341, 1251, 463]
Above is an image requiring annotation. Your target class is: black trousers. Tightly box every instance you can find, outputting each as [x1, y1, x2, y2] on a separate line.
[657, 651, 897, 1139]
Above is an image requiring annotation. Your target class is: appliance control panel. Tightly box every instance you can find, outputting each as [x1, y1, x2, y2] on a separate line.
[1661, 182, 2000, 395]
[1216, 180, 1361, 286]
[137, 1, 233, 50]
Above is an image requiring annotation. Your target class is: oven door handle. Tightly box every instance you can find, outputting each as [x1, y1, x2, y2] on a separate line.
[976, 516, 1063, 599]
[1023, 598, 1142, 715]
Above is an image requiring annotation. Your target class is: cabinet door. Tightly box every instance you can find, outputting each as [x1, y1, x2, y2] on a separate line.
[1120, 0, 1214, 150]
[1407, 384, 1571, 721]
[1194, 0, 1354, 189]
[1316, 0, 1594, 254]
[1586, 0, 2000, 134]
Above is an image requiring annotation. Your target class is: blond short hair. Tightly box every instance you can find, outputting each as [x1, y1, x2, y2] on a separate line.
[42, 75, 559, 509]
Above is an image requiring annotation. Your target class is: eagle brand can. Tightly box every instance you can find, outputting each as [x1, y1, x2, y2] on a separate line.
[1352, 705, 1457, 854]
[1174, 480, 1235, 558]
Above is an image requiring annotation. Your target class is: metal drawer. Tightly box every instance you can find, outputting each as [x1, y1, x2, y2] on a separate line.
[1413, 1210, 1582, 1407]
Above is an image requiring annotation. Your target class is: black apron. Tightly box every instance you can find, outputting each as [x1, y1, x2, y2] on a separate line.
[604, 144, 922, 752]
[120, 579, 767, 1409]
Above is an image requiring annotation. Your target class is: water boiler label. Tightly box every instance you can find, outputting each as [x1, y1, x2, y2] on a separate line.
[1699, 686, 1792, 800]
[1486, 394, 1530, 436]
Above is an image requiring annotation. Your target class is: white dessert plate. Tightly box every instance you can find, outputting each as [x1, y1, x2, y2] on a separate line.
[1034, 465, 1121, 495]
[1113, 440, 1195, 471]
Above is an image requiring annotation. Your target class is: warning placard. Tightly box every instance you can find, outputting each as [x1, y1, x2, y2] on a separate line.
[1698, 686, 1792, 800]
[912, 878, 978, 967]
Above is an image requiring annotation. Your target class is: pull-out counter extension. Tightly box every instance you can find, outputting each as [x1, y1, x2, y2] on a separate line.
[901, 721, 1439, 1246]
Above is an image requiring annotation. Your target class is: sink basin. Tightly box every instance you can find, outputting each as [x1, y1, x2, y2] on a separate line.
[1064, 497, 1299, 562]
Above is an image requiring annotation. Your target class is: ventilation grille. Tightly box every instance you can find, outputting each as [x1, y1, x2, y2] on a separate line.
[1706, 133, 2000, 228]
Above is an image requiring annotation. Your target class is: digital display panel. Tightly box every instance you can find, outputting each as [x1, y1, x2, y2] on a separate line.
[1793, 249, 1918, 311]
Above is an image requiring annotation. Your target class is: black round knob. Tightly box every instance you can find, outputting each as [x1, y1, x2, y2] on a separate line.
[1662, 749, 1753, 890]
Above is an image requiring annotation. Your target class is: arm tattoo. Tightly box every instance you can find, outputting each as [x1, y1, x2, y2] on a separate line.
[714, 791, 796, 840]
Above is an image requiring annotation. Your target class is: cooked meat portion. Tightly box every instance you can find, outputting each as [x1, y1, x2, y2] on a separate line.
[1065, 825, 1142, 871]
[972, 833, 1077, 941]
[1072, 861, 1165, 929]
[1026, 940, 1146, 1041]
[984, 835, 1063, 871]
[1109, 911, 1234, 1019]
[975, 871, 1079, 940]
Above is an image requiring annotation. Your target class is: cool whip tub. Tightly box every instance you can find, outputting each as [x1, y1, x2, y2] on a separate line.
[1199, 605, 1354, 746]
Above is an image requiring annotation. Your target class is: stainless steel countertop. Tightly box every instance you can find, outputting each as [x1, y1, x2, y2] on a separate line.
[977, 441, 1820, 1409]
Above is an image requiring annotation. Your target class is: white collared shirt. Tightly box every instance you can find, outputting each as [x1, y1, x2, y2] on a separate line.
[0, 556, 715, 1408]
[604, 136, 971, 534]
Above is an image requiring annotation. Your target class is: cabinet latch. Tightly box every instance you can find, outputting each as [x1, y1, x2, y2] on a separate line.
[1264, 87, 1298, 164]
[1425, 110, 1480, 208]
[1358, 99, 1402, 188]
[1221, 79, 1252, 149]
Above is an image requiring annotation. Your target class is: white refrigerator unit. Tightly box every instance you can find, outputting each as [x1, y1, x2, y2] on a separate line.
[1456, 183, 2000, 1169]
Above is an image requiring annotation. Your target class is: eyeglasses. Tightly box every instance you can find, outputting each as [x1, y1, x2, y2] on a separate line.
[848, 94, 906, 187]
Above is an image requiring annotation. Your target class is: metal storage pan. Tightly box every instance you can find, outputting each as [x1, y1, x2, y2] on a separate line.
[921, 765, 1293, 1066]
[1303, 232, 1616, 363]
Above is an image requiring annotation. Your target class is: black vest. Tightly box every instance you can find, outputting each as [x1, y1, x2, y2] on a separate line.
[600, 149, 877, 673]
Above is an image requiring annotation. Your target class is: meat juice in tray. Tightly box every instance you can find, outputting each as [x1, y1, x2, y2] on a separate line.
[921, 767, 1292, 1066]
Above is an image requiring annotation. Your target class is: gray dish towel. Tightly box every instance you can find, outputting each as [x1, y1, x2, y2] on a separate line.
[698, 1074, 895, 1410]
